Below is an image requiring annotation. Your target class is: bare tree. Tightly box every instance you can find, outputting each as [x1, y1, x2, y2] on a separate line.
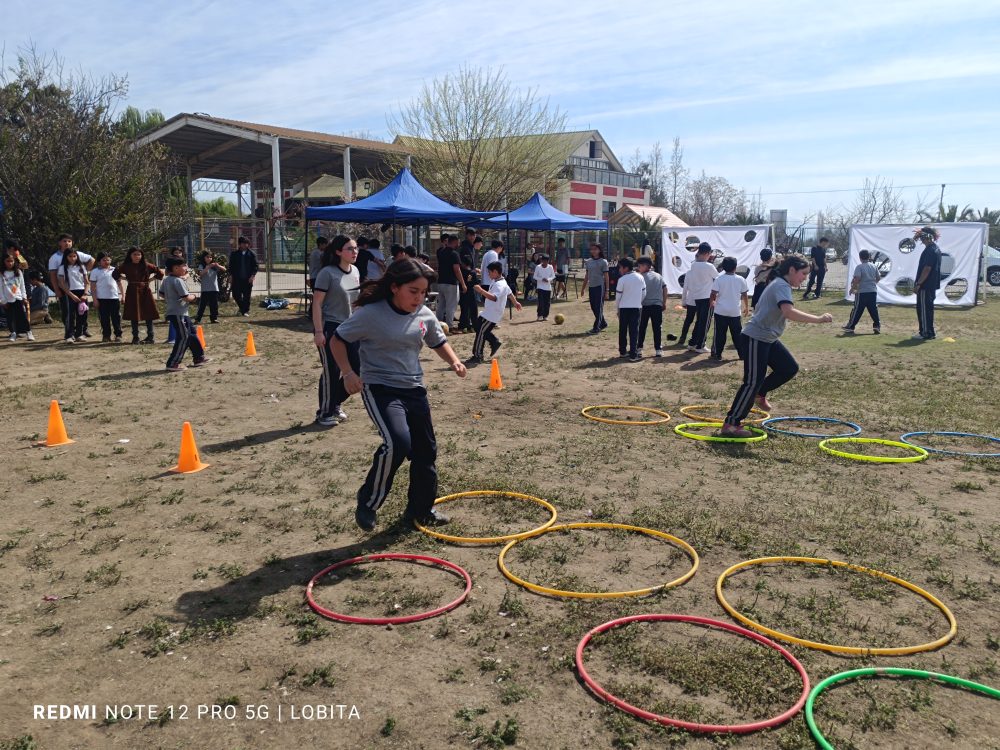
[387, 66, 567, 210]
[678, 172, 743, 225]
[0, 48, 184, 266]
[667, 136, 688, 211]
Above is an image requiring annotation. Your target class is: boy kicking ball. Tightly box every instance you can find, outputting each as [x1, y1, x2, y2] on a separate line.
[467, 262, 521, 365]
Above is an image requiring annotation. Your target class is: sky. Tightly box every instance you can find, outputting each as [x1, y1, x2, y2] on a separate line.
[5, 0, 1000, 223]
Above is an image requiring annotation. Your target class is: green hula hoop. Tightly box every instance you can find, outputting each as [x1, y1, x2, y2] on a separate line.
[674, 422, 768, 443]
[806, 667, 1000, 750]
[819, 437, 928, 463]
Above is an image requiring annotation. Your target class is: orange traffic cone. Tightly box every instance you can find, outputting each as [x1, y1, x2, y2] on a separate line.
[244, 331, 258, 357]
[488, 358, 504, 391]
[196, 325, 207, 350]
[43, 400, 74, 447]
[170, 421, 209, 474]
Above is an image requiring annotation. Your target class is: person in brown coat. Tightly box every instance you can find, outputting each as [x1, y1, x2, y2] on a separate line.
[117, 247, 163, 344]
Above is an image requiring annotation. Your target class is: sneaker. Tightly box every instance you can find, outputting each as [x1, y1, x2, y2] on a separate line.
[666, 334, 678, 341]
[334, 408, 347, 421]
[79, 333, 91, 340]
[64, 337, 76, 344]
[687, 344, 697, 352]
[7, 333, 16, 343]
[619, 352, 629, 358]
[464, 355, 483, 366]
[166, 340, 175, 345]
[102, 336, 111, 343]
[841, 327, 855, 334]
[720, 424, 754, 438]
[536, 316, 543, 322]
[629, 355, 641, 362]
[599, 321, 608, 330]
[355, 505, 377, 532]
[489, 342, 502, 358]
[314, 415, 338, 427]
[911, 333, 927, 340]
[27, 332, 35, 342]
[143, 336, 155, 344]
[404, 508, 451, 527]
[637, 348, 644, 355]
[190, 357, 211, 367]
[165, 364, 186, 372]
[755, 394, 773, 411]
[710, 354, 722, 361]
[114, 335, 122, 342]
[655, 349, 663, 357]
[242, 313, 250, 318]
[694, 347, 710, 354]
[586, 329, 599, 335]
[873, 328, 880, 335]
[210, 319, 220, 324]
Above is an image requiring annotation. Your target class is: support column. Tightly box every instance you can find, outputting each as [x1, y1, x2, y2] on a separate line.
[269, 138, 282, 296]
[185, 163, 195, 263]
[343, 147, 352, 201]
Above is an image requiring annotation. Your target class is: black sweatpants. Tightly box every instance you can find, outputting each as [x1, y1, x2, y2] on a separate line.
[618, 308, 640, 357]
[689, 297, 711, 348]
[805, 264, 827, 297]
[725, 336, 799, 426]
[916, 287, 936, 338]
[131, 319, 155, 341]
[751, 282, 767, 309]
[458, 287, 478, 331]
[96, 298, 122, 339]
[845, 292, 880, 331]
[165, 314, 205, 367]
[638, 305, 662, 351]
[231, 279, 253, 314]
[679, 304, 697, 343]
[588, 285, 606, 330]
[317, 321, 360, 419]
[472, 316, 499, 358]
[5, 302, 30, 334]
[195, 291, 219, 322]
[711, 313, 743, 358]
[358, 383, 437, 518]
[64, 290, 87, 339]
[536, 289, 551, 319]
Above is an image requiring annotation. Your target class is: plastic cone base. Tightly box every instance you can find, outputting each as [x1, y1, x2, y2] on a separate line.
[170, 421, 209, 473]
[488, 359, 504, 391]
[43, 400, 74, 447]
[244, 331, 258, 356]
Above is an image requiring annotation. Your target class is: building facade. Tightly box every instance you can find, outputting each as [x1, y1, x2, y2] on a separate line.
[549, 130, 649, 220]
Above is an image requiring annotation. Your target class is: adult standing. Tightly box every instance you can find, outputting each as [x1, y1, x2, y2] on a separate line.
[804, 237, 830, 299]
[48, 233, 94, 335]
[355, 236, 372, 283]
[228, 235, 258, 317]
[554, 238, 570, 299]
[312, 235, 361, 427]
[435, 233, 464, 327]
[913, 226, 942, 341]
[457, 235, 481, 333]
[459, 228, 478, 269]
[118, 247, 163, 344]
[583, 243, 609, 334]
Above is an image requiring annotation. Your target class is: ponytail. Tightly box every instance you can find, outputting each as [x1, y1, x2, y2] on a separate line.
[355, 258, 437, 307]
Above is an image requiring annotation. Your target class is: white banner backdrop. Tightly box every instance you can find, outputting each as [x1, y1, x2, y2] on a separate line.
[660, 225, 771, 294]
[846, 223, 987, 307]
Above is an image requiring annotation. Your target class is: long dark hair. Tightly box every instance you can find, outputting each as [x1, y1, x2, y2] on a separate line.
[322, 235, 352, 268]
[355, 258, 437, 307]
[768, 255, 809, 283]
[122, 247, 146, 267]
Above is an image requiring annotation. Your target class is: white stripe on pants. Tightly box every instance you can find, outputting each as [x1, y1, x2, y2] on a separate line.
[360, 385, 395, 510]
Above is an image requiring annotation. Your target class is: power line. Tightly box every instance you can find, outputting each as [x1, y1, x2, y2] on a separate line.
[757, 182, 1000, 197]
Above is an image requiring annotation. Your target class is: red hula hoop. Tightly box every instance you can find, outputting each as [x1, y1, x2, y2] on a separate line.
[575, 613, 810, 734]
[306, 552, 472, 625]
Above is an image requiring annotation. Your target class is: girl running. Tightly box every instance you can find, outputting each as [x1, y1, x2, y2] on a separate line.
[330, 259, 466, 532]
[720, 256, 833, 438]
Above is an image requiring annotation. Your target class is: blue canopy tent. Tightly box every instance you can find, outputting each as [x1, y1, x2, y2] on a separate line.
[304, 168, 504, 225]
[467, 191, 608, 232]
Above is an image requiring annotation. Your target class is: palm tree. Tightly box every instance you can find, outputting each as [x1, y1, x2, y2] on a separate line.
[916, 203, 974, 223]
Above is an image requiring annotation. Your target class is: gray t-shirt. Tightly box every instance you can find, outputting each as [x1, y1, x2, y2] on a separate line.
[640, 270, 665, 306]
[334, 299, 447, 389]
[741, 277, 792, 343]
[162, 275, 190, 317]
[853, 262, 879, 294]
[198, 265, 220, 293]
[309, 249, 324, 280]
[555, 246, 569, 267]
[314, 264, 360, 324]
[584, 257, 609, 288]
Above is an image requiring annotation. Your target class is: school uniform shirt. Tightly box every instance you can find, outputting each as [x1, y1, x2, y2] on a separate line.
[198, 265, 220, 293]
[48, 250, 93, 274]
[809, 245, 827, 268]
[711, 273, 748, 317]
[615, 272, 646, 308]
[308, 249, 324, 280]
[684, 261, 719, 300]
[853, 262, 879, 294]
[481, 278, 513, 324]
[314, 264, 360, 324]
[89, 267, 121, 299]
[334, 300, 446, 389]
[57, 264, 88, 291]
[741, 277, 793, 343]
[161, 276, 191, 317]
[584, 257, 609, 288]
[367, 248, 386, 281]
[640, 270, 665, 307]
[917, 242, 942, 290]
[1, 270, 26, 303]
[533, 264, 556, 291]
[480, 249, 499, 283]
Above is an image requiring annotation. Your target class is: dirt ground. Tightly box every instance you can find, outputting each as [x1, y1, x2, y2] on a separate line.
[1, 290, 999, 750]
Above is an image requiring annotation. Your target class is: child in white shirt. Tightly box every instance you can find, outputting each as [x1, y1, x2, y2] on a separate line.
[709, 256, 748, 360]
[89, 252, 125, 342]
[615, 257, 646, 361]
[532, 255, 556, 321]
[468, 261, 522, 364]
[685, 243, 719, 353]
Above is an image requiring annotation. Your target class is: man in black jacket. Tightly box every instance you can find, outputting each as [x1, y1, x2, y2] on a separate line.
[804, 237, 829, 299]
[228, 236, 259, 316]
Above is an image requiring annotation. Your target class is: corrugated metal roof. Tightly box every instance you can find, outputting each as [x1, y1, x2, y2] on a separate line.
[609, 203, 689, 228]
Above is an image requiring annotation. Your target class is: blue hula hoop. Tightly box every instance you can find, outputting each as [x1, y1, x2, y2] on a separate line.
[900, 431, 1000, 458]
[762, 416, 862, 439]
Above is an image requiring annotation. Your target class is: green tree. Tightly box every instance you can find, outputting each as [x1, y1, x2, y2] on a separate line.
[916, 203, 974, 223]
[0, 50, 184, 267]
[194, 197, 239, 218]
[114, 106, 165, 138]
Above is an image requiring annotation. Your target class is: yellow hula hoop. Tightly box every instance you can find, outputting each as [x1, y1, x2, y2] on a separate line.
[680, 404, 770, 424]
[414, 491, 557, 545]
[581, 404, 671, 426]
[498, 522, 699, 599]
[819, 437, 929, 463]
[716, 556, 957, 656]
[674, 422, 768, 443]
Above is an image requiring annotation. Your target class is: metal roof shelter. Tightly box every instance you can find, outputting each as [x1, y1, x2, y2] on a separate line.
[135, 113, 410, 209]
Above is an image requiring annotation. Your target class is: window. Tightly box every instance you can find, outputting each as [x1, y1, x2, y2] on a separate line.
[602, 201, 617, 219]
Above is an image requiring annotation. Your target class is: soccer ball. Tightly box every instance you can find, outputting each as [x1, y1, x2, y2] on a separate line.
[554, 314, 565, 325]
[440, 322, 450, 334]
